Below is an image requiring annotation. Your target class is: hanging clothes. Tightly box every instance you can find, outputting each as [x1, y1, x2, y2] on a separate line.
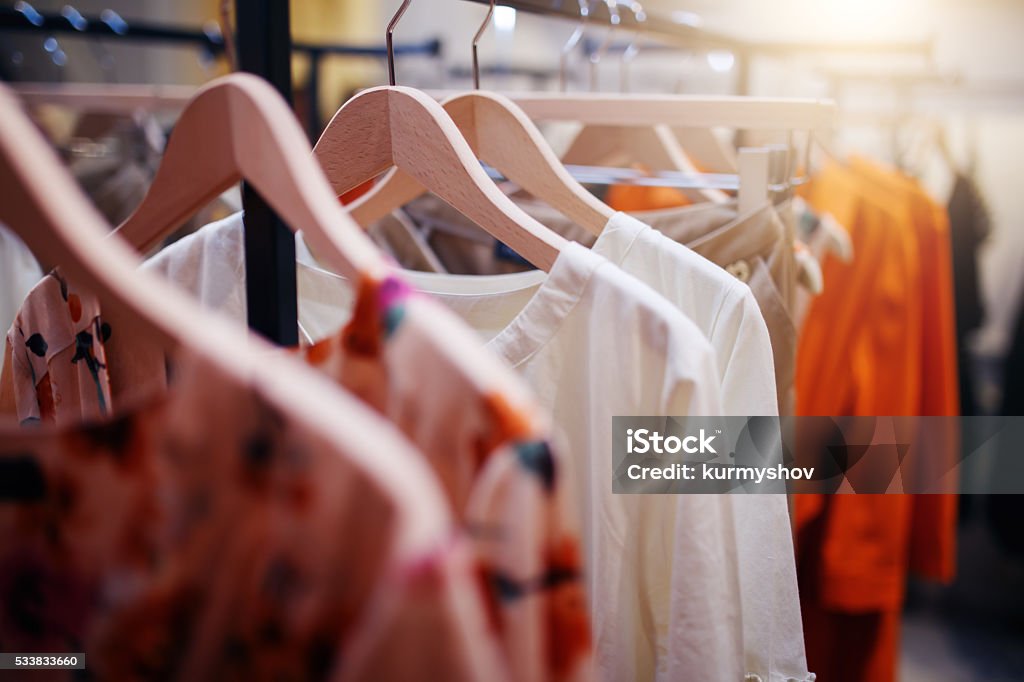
[392, 195, 799, 418]
[794, 160, 959, 682]
[988, 294, 1024, 557]
[604, 183, 693, 212]
[848, 156, 959, 583]
[0, 224, 42, 338]
[297, 238, 733, 682]
[946, 172, 991, 416]
[0, 232, 594, 682]
[334, 196, 810, 680]
[512, 203, 810, 682]
[293, 274, 593, 682]
[138, 206, 806, 679]
[1, 270, 113, 426]
[121, 211, 784, 681]
[0, 346, 507, 681]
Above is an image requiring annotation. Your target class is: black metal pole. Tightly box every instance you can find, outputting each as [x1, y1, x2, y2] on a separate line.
[235, 0, 298, 346]
[307, 49, 322, 139]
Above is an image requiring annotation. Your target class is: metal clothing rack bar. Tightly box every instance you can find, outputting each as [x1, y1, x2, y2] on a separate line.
[0, 6, 442, 136]
[234, 0, 297, 345]
[459, 0, 931, 57]
[0, 5, 225, 52]
[0, 6, 440, 59]
[299, 38, 441, 137]
[0, 4, 444, 344]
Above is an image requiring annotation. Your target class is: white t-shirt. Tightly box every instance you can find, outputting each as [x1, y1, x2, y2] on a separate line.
[597, 213, 777, 414]
[144, 213, 807, 681]
[298, 238, 741, 682]
[0, 223, 43, 336]
[592, 213, 809, 681]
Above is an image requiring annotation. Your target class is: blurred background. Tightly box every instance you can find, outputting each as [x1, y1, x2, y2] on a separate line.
[2, 1, 1022, 679]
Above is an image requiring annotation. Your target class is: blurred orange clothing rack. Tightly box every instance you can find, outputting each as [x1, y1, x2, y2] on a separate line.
[794, 158, 959, 682]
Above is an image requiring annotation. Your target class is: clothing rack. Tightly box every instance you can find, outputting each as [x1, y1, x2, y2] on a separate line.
[233, 0, 295, 345]
[0, 5, 441, 137]
[460, 0, 931, 95]
[0, 2, 302, 342]
[459, 0, 932, 55]
[0, 3, 433, 344]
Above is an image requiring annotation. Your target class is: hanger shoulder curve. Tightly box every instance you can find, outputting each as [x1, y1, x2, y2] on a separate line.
[315, 86, 565, 272]
[452, 91, 612, 232]
[1, 84, 395, 444]
[348, 90, 612, 234]
[114, 73, 386, 282]
[497, 92, 838, 132]
[562, 124, 729, 204]
[0, 86, 224, 354]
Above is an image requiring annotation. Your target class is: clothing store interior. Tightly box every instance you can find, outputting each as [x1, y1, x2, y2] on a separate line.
[1, 0, 1023, 680]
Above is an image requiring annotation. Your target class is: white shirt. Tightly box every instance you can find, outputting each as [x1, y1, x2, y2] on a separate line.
[298, 240, 737, 682]
[0, 223, 43, 337]
[144, 213, 808, 681]
[592, 213, 810, 681]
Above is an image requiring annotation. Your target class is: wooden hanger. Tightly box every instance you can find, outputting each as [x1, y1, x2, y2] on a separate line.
[737, 147, 771, 214]
[312, 0, 566, 273]
[501, 91, 834, 200]
[502, 92, 838, 132]
[113, 73, 389, 284]
[671, 127, 738, 173]
[347, 0, 611, 236]
[0, 83, 250, 359]
[547, 1, 725, 204]
[10, 82, 196, 114]
[561, 123, 729, 203]
[314, 87, 566, 272]
[1, 83, 440, 494]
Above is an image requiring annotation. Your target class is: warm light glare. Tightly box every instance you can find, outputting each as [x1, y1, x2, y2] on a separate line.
[494, 5, 516, 33]
[707, 50, 735, 73]
[811, 0, 927, 39]
[670, 10, 702, 28]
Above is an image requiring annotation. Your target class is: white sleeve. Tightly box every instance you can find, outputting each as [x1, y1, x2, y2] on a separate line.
[0, 224, 43, 336]
[141, 212, 248, 323]
[712, 281, 779, 417]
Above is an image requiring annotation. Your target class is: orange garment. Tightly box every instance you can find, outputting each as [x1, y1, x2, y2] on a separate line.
[795, 161, 958, 682]
[339, 178, 376, 205]
[605, 183, 693, 212]
[848, 157, 959, 582]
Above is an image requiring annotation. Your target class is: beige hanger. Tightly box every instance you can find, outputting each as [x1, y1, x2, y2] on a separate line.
[505, 92, 837, 132]
[737, 147, 771, 214]
[562, 124, 730, 203]
[0, 84, 248, 359]
[671, 127, 738, 173]
[10, 82, 196, 114]
[1, 82, 435, 497]
[112, 72, 388, 284]
[312, 0, 566, 272]
[556, 1, 727, 204]
[346, 0, 612, 235]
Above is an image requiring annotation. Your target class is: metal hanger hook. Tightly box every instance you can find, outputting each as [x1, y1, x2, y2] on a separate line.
[589, 0, 620, 92]
[386, 0, 414, 86]
[472, 0, 496, 90]
[219, 0, 237, 71]
[620, 2, 644, 93]
[560, 0, 596, 92]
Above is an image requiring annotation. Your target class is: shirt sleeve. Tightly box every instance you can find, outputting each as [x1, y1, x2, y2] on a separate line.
[712, 282, 780, 417]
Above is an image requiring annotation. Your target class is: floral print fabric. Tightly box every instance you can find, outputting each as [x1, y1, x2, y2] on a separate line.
[299, 275, 592, 682]
[0, 349, 503, 681]
[2, 270, 112, 426]
[0, 258, 593, 682]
